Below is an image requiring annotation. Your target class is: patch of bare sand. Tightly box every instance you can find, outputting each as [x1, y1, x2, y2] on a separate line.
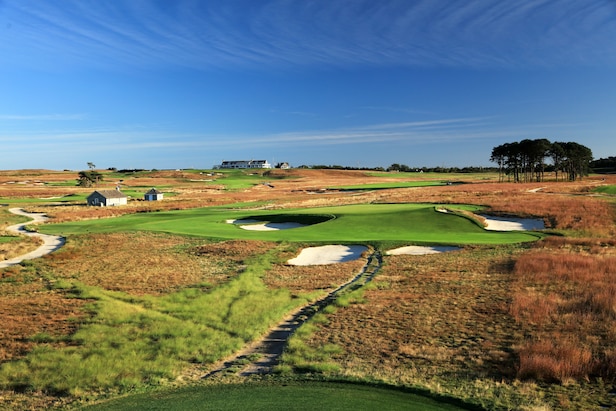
[226, 219, 307, 231]
[386, 245, 460, 255]
[287, 245, 367, 266]
[480, 215, 544, 231]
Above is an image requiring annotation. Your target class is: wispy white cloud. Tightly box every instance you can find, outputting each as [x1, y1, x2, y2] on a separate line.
[0, 114, 86, 121]
[0, 116, 586, 153]
[1, 0, 614, 70]
[0, 116, 596, 170]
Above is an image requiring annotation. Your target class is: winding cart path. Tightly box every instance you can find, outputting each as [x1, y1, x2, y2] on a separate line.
[203, 250, 382, 379]
[0, 208, 65, 268]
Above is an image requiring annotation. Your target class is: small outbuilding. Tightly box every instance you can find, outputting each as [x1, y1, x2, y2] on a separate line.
[87, 189, 128, 207]
[144, 188, 163, 201]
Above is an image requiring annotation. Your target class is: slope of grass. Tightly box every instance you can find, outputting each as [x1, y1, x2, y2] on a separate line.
[83, 381, 471, 411]
[41, 204, 543, 244]
[201, 169, 278, 190]
[593, 185, 616, 195]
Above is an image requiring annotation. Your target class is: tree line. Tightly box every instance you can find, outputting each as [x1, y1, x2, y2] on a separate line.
[490, 139, 593, 183]
[590, 156, 616, 174]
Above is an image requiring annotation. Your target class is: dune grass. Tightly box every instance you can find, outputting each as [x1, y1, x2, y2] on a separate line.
[0, 247, 309, 397]
[41, 203, 543, 244]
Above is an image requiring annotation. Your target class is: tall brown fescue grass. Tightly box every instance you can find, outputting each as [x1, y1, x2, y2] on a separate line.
[0, 274, 88, 363]
[511, 241, 616, 383]
[517, 339, 595, 383]
[0, 235, 42, 261]
[44, 232, 238, 295]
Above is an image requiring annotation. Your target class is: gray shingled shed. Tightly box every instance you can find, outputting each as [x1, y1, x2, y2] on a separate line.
[87, 189, 128, 206]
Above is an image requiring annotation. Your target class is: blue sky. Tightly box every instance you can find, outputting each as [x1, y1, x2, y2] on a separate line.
[1, 0, 615, 170]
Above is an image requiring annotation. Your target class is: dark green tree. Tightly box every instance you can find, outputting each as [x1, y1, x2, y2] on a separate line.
[490, 139, 592, 182]
[558, 141, 593, 181]
[548, 142, 565, 181]
[77, 170, 103, 187]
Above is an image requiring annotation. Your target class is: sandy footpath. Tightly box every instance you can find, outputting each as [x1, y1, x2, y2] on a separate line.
[0, 208, 65, 268]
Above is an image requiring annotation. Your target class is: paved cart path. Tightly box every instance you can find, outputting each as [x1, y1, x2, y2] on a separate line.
[0, 208, 65, 268]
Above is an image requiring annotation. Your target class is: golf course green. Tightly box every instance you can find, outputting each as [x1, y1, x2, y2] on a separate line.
[42, 203, 543, 244]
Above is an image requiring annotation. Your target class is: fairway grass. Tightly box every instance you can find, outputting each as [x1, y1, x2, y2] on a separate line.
[42, 203, 543, 244]
[83, 381, 472, 411]
[593, 184, 616, 195]
[329, 181, 447, 190]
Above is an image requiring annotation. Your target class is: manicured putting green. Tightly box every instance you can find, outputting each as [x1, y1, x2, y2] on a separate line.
[84, 382, 472, 411]
[42, 203, 542, 244]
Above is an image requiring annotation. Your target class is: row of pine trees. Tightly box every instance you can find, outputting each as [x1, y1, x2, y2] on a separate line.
[490, 139, 593, 183]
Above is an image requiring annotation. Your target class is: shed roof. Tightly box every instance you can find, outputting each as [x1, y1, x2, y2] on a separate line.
[146, 188, 162, 194]
[90, 190, 128, 199]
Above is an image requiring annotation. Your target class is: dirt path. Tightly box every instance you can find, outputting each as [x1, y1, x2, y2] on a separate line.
[0, 208, 65, 268]
[203, 250, 383, 379]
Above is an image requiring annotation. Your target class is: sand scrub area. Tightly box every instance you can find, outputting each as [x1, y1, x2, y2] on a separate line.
[0, 208, 65, 268]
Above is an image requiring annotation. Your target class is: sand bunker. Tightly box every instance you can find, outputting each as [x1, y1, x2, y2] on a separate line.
[226, 219, 260, 225]
[227, 219, 307, 231]
[288, 245, 367, 266]
[386, 245, 460, 256]
[240, 222, 307, 231]
[480, 215, 544, 231]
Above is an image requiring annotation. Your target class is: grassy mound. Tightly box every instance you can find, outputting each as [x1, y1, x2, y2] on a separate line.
[84, 381, 472, 411]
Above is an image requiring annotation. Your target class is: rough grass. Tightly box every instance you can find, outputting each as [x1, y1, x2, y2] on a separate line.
[0, 276, 89, 363]
[43, 232, 236, 295]
[511, 240, 616, 385]
[278, 240, 616, 409]
[0, 245, 315, 398]
[0, 235, 43, 261]
[0, 233, 367, 408]
[277, 246, 541, 408]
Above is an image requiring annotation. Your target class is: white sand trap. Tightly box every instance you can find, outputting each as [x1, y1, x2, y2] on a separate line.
[227, 219, 307, 231]
[227, 219, 261, 225]
[386, 245, 460, 255]
[288, 245, 368, 266]
[480, 215, 544, 231]
[240, 222, 307, 231]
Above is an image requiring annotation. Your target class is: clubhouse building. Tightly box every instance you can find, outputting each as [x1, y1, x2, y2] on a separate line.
[215, 160, 272, 169]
